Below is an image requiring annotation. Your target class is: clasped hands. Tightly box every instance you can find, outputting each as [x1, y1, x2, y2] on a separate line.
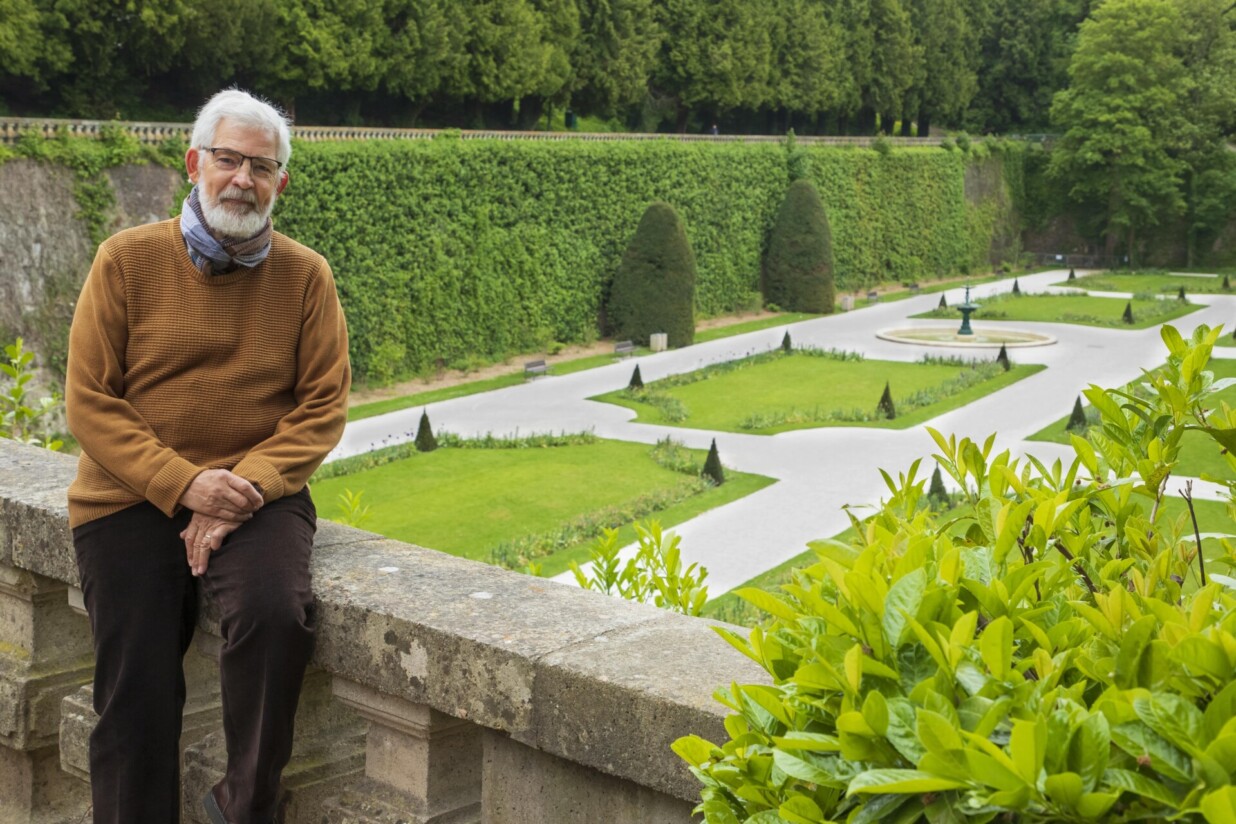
[179, 469, 264, 576]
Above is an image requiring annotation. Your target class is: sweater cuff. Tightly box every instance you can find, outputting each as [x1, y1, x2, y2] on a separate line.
[146, 456, 204, 517]
[232, 456, 285, 503]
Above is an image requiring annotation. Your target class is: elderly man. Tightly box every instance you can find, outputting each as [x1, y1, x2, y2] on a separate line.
[65, 89, 350, 823]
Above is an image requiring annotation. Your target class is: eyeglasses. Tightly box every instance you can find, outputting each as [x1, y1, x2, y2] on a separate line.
[201, 147, 282, 181]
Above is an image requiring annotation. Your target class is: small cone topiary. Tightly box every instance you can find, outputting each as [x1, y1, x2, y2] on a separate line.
[1223, 274, 1231, 291]
[1122, 301, 1135, 324]
[877, 381, 896, 420]
[1068, 267, 1076, 280]
[762, 179, 836, 313]
[629, 364, 644, 389]
[928, 466, 949, 504]
[415, 410, 438, 452]
[1012, 279, 1021, 295]
[938, 293, 948, 309]
[1178, 286, 1187, 302]
[781, 330, 792, 352]
[1066, 396, 1088, 431]
[702, 439, 725, 485]
[608, 201, 697, 348]
[996, 344, 1010, 371]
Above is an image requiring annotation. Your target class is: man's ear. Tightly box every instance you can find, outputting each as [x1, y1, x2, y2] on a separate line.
[276, 170, 290, 196]
[185, 147, 200, 183]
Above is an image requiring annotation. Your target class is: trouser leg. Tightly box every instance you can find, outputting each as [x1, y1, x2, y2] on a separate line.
[203, 488, 317, 823]
[73, 503, 196, 824]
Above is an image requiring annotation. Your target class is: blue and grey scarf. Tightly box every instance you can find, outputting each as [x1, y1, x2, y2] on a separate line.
[179, 186, 273, 276]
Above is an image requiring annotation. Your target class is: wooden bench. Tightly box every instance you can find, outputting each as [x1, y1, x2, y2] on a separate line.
[524, 359, 548, 378]
[614, 340, 635, 357]
[866, 290, 879, 303]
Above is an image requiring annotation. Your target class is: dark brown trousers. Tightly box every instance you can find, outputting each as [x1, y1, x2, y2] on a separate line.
[73, 489, 317, 824]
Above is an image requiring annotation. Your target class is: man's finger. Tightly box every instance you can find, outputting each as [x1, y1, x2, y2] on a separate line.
[226, 474, 265, 509]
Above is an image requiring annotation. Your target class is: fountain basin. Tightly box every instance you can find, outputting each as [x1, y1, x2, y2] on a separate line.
[877, 325, 1056, 348]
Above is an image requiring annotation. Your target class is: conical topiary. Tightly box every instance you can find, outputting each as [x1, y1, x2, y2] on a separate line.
[629, 364, 644, 389]
[781, 330, 792, 352]
[1223, 274, 1231, 291]
[928, 466, 949, 504]
[762, 179, 836, 313]
[1066, 396, 1088, 431]
[608, 201, 697, 348]
[1068, 267, 1076, 280]
[877, 381, 896, 420]
[702, 439, 725, 485]
[996, 343, 1011, 371]
[1012, 279, 1021, 295]
[938, 293, 948, 309]
[1178, 286, 1187, 302]
[415, 410, 438, 452]
[1122, 301, 1135, 324]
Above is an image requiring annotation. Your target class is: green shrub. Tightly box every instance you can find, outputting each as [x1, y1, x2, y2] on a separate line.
[1012, 278, 1021, 295]
[1123, 301, 1135, 324]
[629, 364, 644, 389]
[996, 343, 1011, 371]
[702, 439, 725, 486]
[781, 331, 793, 352]
[675, 325, 1236, 824]
[414, 410, 438, 452]
[1, 338, 63, 451]
[570, 521, 708, 615]
[1067, 395, 1089, 431]
[608, 201, 697, 348]
[877, 381, 896, 419]
[762, 180, 836, 314]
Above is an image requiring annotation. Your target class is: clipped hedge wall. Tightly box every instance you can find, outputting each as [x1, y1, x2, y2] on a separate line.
[3, 133, 1018, 385]
[275, 139, 1009, 383]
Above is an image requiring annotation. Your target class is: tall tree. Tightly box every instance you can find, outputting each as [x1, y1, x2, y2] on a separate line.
[966, 0, 1091, 133]
[569, 0, 661, 118]
[902, 0, 981, 135]
[379, 0, 468, 123]
[864, 0, 919, 133]
[652, 0, 773, 130]
[766, 0, 846, 130]
[1173, 0, 1236, 264]
[1049, 0, 1191, 263]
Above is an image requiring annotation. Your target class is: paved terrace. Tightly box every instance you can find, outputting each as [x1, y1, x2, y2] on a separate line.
[335, 269, 1236, 594]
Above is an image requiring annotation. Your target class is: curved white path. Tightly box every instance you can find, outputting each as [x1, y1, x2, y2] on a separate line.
[330, 270, 1236, 594]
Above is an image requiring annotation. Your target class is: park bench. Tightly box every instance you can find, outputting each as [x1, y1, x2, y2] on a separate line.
[524, 359, 548, 378]
[866, 290, 879, 303]
[614, 340, 635, 357]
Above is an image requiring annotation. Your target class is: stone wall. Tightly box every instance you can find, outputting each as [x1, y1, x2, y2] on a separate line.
[0, 439, 768, 823]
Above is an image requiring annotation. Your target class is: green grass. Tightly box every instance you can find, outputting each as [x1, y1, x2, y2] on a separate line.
[912, 292, 1202, 329]
[1215, 334, 1236, 348]
[1054, 271, 1232, 295]
[594, 352, 1043, 435]
[695, 313, 820, 343]
[1027, 358, 1236, 481]
[311, 439, 773, 573]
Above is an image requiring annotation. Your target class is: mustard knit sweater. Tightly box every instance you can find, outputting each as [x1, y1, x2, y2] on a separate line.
[65, 218, 351, 528]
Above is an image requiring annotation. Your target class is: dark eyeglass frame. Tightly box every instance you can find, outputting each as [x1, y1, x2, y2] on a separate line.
[201, 146, 283, 179]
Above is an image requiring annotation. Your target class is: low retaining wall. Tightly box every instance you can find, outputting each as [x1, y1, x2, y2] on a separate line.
[0, 439, 768, 823]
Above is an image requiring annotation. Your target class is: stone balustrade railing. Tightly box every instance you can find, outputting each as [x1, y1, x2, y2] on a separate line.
[0, 116, 948, 147]
[0, 439, 769, 823]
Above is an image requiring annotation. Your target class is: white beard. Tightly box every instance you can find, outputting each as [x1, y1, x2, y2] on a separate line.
[200, 187, 276, 239]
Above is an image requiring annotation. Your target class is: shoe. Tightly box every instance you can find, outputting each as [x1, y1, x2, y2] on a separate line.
[203, 789, 228, 824]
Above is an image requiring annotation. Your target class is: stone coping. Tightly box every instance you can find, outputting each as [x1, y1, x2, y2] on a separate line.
[0, 440, 769, 801]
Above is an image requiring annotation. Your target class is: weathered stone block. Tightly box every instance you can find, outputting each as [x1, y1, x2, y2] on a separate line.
[0, 743, 91, 824]
[481, 730, 695, 824]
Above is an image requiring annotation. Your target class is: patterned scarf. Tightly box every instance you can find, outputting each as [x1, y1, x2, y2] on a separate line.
[179, 186, 273, 276]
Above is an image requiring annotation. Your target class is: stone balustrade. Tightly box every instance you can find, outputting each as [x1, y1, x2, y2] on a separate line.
[0, 439, 769, 823]
[0, 116, 949, 147]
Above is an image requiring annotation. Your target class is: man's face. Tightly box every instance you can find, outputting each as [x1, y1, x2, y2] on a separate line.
[185, 119, 289, 239]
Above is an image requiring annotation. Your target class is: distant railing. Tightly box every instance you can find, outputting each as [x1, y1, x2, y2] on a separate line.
[0, 116, 952, 147]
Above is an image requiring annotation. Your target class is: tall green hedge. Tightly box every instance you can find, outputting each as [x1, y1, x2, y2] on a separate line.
[3, 133, 1019, 385]
[271, 139, 1014, 382]
[762, 179, 835, 312]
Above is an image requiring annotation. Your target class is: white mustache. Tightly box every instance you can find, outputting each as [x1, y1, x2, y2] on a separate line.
[219, 187, 257, 204]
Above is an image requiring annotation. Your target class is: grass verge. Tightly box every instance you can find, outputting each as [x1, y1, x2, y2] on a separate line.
[912, 292, 1202, 329]
[1053, 270, 1231, 295]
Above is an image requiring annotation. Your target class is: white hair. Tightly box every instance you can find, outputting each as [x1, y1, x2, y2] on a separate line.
[191, 88, 293, 166]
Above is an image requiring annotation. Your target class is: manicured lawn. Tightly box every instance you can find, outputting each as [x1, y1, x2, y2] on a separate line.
[695, 313, 819, 343]
[911, 292, 1201, 329]
[1216, 334, 1236, 348]
[1027, 357, 1236, 481]
[312, 439, 773, 575]
[594, 352, 1043, 435]
[1054, 271, 1231, 295]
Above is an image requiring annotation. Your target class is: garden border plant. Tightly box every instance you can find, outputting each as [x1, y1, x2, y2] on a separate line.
[675, 324, 1236, 823]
